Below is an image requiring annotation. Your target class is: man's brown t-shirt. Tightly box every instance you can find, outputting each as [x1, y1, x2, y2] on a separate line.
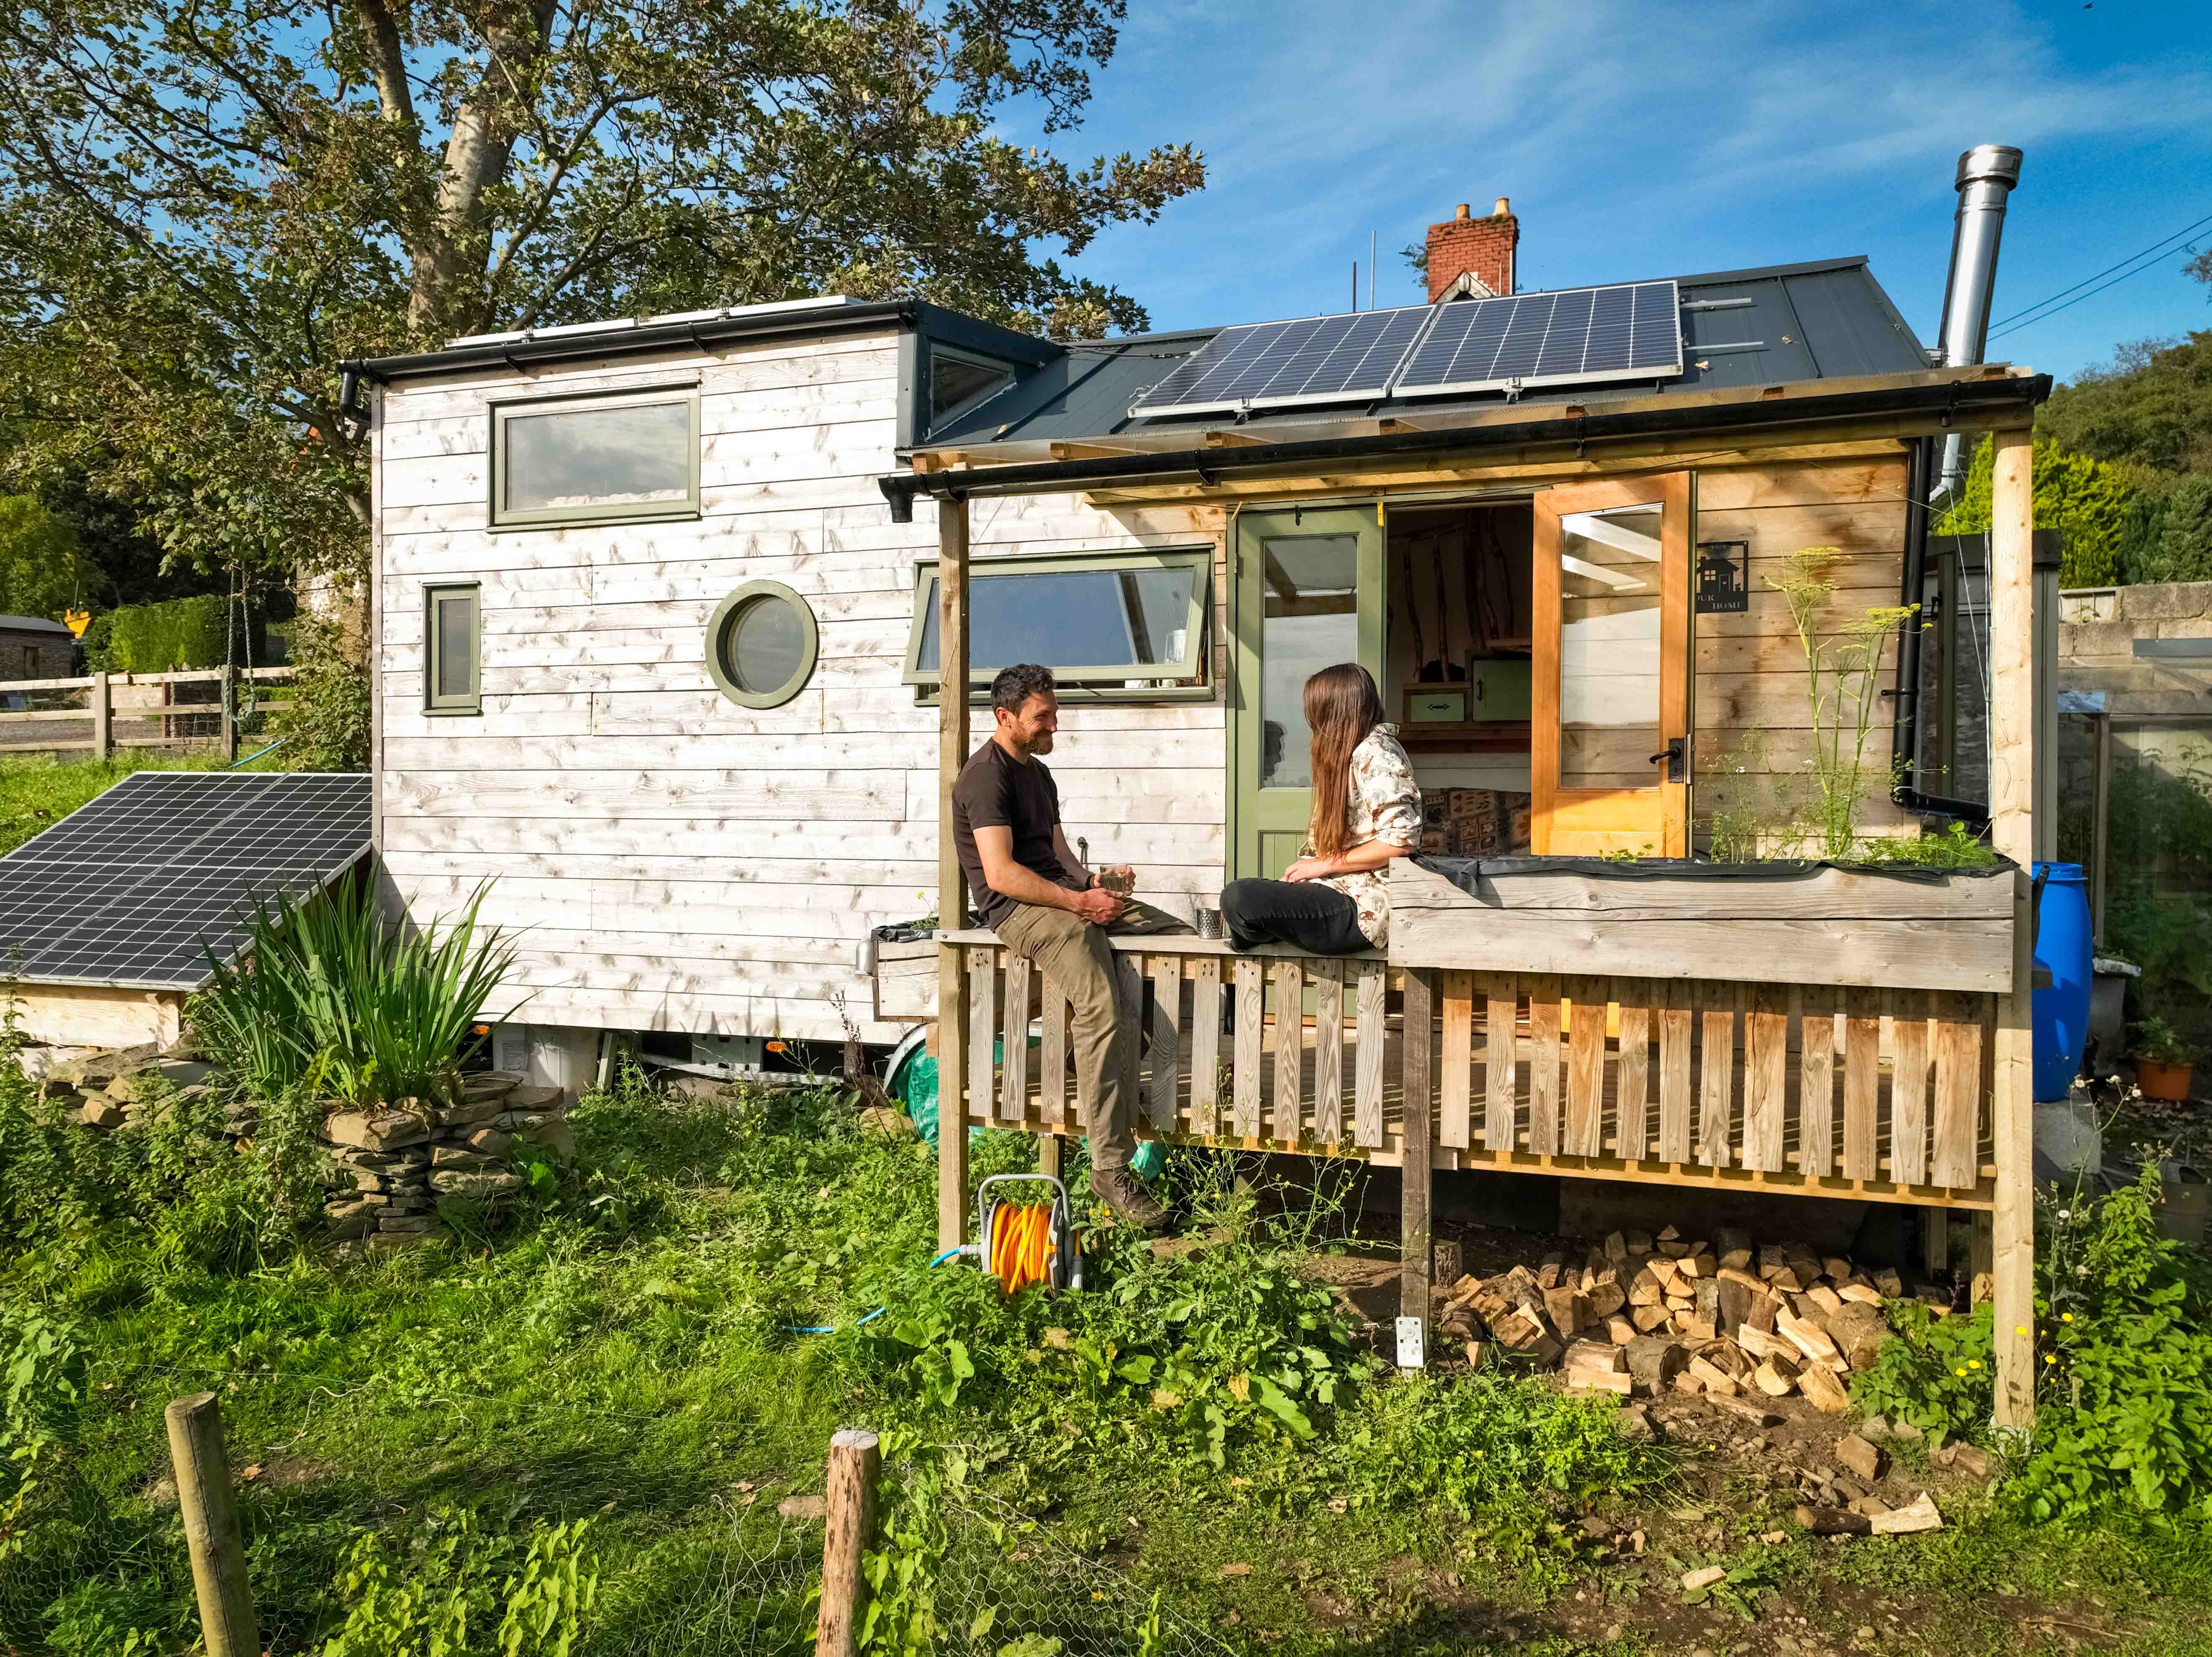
[951, 739, 1077, 930]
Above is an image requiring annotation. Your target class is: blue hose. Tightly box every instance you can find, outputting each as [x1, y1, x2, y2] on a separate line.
[782, 1247, 965, 1334]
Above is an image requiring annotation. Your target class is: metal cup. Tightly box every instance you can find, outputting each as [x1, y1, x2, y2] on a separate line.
[1193, 905, 1223, 939]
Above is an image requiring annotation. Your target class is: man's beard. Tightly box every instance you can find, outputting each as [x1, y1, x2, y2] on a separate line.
[1027, 731, 1055, 754]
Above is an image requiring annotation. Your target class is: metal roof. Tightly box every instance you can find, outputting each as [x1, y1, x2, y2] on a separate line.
[0, 615, 72, 635]
[923, 256, 1932, 453]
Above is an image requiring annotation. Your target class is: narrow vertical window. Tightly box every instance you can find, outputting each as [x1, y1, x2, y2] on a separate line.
[425, 583, 481, 714]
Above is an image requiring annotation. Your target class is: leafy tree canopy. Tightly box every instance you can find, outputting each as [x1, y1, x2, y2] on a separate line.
[0, 493, 99, 619]
[1937, 434, 2140, 588]
[2039, 332, 2212, 482]
[0, 0, 1204, 586]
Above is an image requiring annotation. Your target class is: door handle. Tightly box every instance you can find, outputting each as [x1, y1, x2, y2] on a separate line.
[1647, 737, 1686, 783]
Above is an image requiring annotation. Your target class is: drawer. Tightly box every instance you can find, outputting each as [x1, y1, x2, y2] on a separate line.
[1406, 689, 1468, 723]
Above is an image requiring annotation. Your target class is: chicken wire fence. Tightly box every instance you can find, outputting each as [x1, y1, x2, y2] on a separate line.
[0, 1355, 1233, 1657]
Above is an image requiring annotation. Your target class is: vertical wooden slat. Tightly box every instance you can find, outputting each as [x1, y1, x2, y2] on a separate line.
[1697, 989, 1734, 1168]
[1188, 957, 1222, 1136]
[1742, 983, 1788, 1174]
[1233, 958, 1264, 1141]
[1842, 987, 1882, 1182]
[1892, 989, 1932, 1188]
[1483, 974, 1517, 1152]
[1930, 991, 1984, 1191]
[1000, 951, 1031, 1123]
[1615, 993, 1650, 1162]
[1799, 987, 1835, 1179]
[1271, 959, 1305, 1144]
[1313, 961, 1345, 1147]
[936, 944, 970, 1251]
[1440, 970, 1474, 1150]
[1354, 964, 1387, 1149]
[1038, 976, 1067, 1129]
[1120, 957, 1143, 1135]
[1401, 968, 1436, 1352]
[1564, 978, 1605, 1157]
[1148, 955, 1182, 1133]
[1657, 986, 1693, 1164]
[1526, 977, 1561, 1156]
[968, 950, 997, 1128]
[1923, 1208, 1949, 1276]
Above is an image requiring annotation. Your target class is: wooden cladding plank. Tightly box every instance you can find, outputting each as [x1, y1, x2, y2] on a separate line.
[1527, 977, 1562, 1156]
[1233, 958, 1264, 1140]
[1931, 993, 1985, 1190]
[1000, 951, 1032, 1123]
[1483, 974, 1518, 1152]
[1565, 978, 1606, 1159]
[1742, 984, 1788, 1174]
[1799, 988, 1835, 1179]
[1698, 993, 1735, 1169]
[968, 950, 997, 1127]
[1615, 998, 1651, 1162]
[1441, 971, 1475, 1150]
[1842, 989, 1883, 1182]
[1272, 960, 1305, 1144]
[1313, 963, 1345, 1146]
[1354, 965, 1388, 1149]
[1658, 987, 1694, 1163]
[1038, 975, 1067, 1128]
[1891, 989, 1932, 1189]
[1188, 958, 1223, 1136]
[1149, 955, 1183, 1134]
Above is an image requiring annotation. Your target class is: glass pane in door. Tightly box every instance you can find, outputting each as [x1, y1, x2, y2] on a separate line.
[1558, 502, 1662, 791]
[1258, 534, 1359, 788]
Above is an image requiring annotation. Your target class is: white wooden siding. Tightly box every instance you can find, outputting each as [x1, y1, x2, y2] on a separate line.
[377, 328, 1228, 1044]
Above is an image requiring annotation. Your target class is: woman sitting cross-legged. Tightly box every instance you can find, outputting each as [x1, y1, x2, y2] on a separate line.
[1221, 663, 1422, 955]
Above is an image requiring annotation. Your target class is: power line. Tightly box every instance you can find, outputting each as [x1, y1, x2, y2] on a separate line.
[1986, 207, 2212, 342]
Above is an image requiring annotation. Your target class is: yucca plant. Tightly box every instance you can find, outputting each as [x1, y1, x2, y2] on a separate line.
[191, 879, 519, 1107]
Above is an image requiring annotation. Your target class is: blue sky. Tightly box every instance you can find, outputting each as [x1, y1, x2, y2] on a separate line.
[1033, 1, 2212, 382]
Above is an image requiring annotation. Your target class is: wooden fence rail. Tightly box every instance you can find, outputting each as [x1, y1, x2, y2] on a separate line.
[0, 665, 292, 759]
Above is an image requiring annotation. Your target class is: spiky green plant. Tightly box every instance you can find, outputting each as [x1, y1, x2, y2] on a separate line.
[191, 880, 519, 1106]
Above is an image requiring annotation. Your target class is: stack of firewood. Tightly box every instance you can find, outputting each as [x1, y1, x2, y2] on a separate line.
[1439, 1225, 1933, 1412]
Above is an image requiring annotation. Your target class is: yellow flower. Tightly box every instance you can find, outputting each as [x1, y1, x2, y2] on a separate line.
[2061, 1313, 2073, 1323]
[2045, 1354, 2057, 1365]
[2016, 1324, 2029, 1336]
[1967, 1359, 1982, 1370]
[1954, 1366, 1968, 1377]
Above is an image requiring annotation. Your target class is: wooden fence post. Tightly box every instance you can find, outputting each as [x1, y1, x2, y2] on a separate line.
[90, 670, 110, 763]
[815, 1427, 881, 1657]
[164, 1392, 259, 1657]
[1400, 968, 1436, 1360]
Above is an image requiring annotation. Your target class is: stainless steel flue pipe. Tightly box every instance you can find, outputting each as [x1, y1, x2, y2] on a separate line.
[1935, 144, 2024, 501]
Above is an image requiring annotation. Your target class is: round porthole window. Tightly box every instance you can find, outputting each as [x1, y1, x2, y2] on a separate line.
[706, 580, 819, 709]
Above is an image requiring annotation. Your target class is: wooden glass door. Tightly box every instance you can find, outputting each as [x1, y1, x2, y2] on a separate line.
[1532, 474, 1692, 857]
[1231, 506, 1387, 879]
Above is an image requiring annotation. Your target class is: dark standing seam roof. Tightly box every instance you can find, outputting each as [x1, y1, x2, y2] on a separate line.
[921, 257, 1931, 451]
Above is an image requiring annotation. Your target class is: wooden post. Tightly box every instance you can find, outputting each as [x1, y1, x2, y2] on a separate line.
[90, 670, 110, 762]
[1988, 428, 2036, 1431]
[936, 495, 972, 1252]
[815, 1427, 881, 1657]
[220, 666, 238, 763]
[1400, 968, 1435, 1358]
[2090, 710, 2111, 947]
[163, 1392, 259, 1657]
[1036, 1132, 1062, 1182]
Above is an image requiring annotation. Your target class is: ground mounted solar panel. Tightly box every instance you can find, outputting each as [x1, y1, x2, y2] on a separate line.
[1130, 305, 1436, 417]
[0, 771, 371, 990]
[1393, 280, 1682, 397]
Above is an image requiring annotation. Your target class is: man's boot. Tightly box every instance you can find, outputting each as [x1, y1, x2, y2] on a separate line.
[1090, 1165, 1169, 1233]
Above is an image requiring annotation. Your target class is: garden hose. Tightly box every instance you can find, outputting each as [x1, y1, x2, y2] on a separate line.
[987, 1202, 1058, 1294]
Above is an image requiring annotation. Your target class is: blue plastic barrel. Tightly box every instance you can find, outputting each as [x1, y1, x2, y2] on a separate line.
[2032, 861, 2092, 1101]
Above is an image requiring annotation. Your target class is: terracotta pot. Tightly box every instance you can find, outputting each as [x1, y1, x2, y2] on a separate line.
[2136, 1058, 2194, 1103]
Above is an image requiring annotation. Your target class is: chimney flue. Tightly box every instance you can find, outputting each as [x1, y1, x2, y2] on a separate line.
[1494, 196, 1510, 217]
[1934, 143, 2023, 498]
[1455, 203, 1470, 220]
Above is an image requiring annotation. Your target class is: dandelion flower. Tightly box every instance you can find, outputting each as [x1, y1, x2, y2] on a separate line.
[1954, 1366, 1968, 1377]
[2046, 1354, 2057, 1365]
[1967, 1359, 1982, 1370]
[2062, 1313, 2073, 1323]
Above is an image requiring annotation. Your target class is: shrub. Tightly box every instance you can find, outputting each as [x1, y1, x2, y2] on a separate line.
[278, 612, 371, 770]
[81, 594, 259, 673]
[1937, 435, 2140, 588]
[2129, 472, 2212, 584]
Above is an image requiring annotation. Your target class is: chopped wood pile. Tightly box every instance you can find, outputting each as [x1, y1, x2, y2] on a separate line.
[1439, 1224, 1935, 1410]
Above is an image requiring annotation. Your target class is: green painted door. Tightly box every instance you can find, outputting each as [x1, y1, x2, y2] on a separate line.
[1230, 505, 1389, 880]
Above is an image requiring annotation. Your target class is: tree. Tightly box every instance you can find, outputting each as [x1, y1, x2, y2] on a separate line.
[1937, 435, 2139, 587]
[0, 494, 98, 618]
[2131, 472, 2212, 585]
[2038, 333, 2212, 481]
[0, 0, 1204, 586]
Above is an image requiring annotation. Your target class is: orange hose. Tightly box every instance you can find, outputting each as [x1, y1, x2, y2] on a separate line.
[990, 1202, 1057, 1294]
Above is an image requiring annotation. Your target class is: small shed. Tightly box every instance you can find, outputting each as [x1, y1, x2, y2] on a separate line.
[0, 615, 76, 684]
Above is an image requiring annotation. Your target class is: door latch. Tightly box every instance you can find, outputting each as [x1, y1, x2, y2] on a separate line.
[1647, 736, 1686, 783]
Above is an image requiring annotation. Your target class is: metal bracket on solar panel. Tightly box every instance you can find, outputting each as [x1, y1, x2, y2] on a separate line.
[1503, 377, 1523, 403]
[1680, 297, 1756, 311]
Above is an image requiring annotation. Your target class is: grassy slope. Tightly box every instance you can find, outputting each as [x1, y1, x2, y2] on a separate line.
[3, 1080, 2209, 1657]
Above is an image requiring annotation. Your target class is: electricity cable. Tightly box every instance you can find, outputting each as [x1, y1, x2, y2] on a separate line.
[1987, 209, 2212, 343]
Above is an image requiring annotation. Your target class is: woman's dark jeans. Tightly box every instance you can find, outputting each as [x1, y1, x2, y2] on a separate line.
[1219, 877, 1371, 955]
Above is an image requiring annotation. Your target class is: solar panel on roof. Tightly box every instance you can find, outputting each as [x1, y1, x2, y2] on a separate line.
[0, 772, 370, 989]
[1130, 305, 1437, 417]
[1394, 280, 1681, 397]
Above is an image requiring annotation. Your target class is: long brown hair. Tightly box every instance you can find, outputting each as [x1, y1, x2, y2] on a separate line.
[1304, 663, 1386, 858]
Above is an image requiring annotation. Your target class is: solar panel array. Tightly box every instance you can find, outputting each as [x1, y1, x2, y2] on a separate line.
[0, 772, 371, 989]
[1129, 280, 1682, 417]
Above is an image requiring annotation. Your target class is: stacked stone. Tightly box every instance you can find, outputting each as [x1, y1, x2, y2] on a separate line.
[36, 1043, 219, 1130]
[321, 1071, 573, 1254]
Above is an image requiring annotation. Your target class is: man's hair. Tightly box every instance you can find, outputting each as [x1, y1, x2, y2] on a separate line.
[990, 663, 1056, 716]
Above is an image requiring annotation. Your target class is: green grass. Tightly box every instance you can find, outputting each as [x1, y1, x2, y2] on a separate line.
[0, 752, 288, 857]
[3, 1071, 2210, 1657]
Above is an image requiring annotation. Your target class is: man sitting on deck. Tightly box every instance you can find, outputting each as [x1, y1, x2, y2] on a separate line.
[951, 663, 1190, 1233]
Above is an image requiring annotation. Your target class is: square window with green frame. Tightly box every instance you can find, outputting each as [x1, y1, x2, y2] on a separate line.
[424, 583, 481, 714]
[488, 385, 700, 529]
[902, 549, 1214, 702]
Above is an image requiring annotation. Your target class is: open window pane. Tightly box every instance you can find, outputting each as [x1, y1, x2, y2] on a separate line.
[1558, 503, 1662, 791]
[494, 392, 696, 524]
[906, 553, 1209, 692]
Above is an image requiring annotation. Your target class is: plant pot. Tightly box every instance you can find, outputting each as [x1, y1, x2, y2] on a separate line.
[2135, 1058, 2194, 1102]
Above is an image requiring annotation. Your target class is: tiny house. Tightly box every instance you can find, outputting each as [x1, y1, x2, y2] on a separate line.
[346, 156, 2049, 1417]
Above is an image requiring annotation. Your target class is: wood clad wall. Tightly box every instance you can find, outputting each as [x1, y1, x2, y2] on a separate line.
[1693, 454, 1914, 843]
[375, 330, 1227, 1044]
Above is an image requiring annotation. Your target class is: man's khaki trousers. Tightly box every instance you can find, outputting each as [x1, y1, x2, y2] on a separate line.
[992, 899, 1190, 1174]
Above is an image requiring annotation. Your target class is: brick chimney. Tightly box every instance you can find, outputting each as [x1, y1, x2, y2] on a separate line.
[1425, 196, 1518, 302]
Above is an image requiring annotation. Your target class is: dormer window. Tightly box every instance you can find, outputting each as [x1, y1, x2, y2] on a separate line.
[928, 348, 1013, 428]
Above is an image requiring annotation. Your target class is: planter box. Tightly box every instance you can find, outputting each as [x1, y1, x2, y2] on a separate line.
[1390, 856, 2017, 993]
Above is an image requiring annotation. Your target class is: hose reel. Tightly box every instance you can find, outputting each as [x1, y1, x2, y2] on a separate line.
[975, 1173, 1083, 1295]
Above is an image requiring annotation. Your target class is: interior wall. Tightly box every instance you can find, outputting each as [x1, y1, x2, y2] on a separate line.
[1387, 503, 1535, 798]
